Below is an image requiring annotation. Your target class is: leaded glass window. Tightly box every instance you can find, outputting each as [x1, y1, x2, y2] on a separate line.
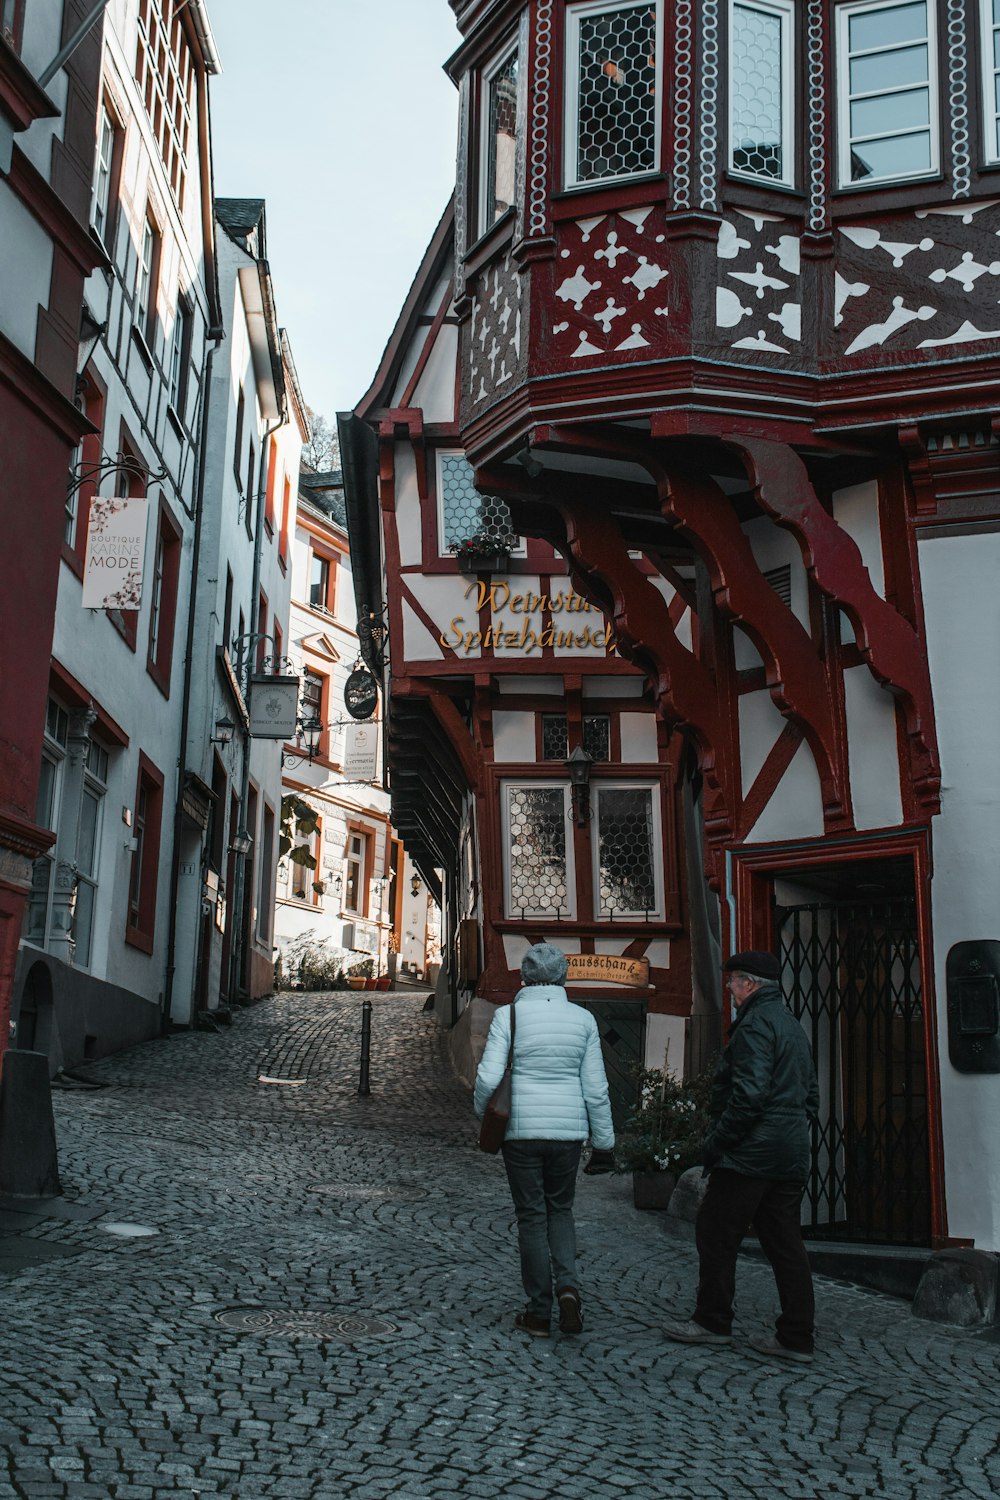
[729, 0, 794, 184]
[437, 451, 519, 553]
[583, 715, 611, 761]
[480, 46, 519, 234]
[542, 715, 570, 761]
[566, 1, 660, 188]
[504, 784, 573, 918]
[836, 0, 938, 186]
[595, 784, 659, 917]
[981, 0, 1000, 162]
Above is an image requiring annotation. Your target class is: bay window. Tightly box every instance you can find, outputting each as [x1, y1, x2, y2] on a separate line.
[981, 0, 1000, 163]
[565, 0, 662, 189]
[836, 0, 939, 186]
[479, 43, 520, 235]
[729, 0, 795, 184]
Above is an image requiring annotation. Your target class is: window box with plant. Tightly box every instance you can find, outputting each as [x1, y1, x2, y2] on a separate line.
[615, 1065, 713, 1209]
[449, 531, 513, 574]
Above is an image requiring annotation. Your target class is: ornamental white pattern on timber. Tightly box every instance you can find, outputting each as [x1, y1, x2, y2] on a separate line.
[528, 2, 553, 236]
[699, 0, 720, 210]
[672, 0, 693, 209]
[715, 212, 801, 353]
[470, 253, 524, 403]
[947, 0, 971, 198]
[807, 0, 828, 231]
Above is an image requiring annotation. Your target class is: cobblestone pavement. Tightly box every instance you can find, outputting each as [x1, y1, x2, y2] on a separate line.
[1, 992, 998, 1500]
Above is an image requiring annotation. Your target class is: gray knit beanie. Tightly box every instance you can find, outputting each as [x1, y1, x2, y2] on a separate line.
[520, 942, 568, 986]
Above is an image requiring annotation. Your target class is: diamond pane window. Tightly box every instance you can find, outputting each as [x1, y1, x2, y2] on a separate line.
[437, 451, 518, 553]
[836, 0, 938, 186]
[595, 784, 659, 917]
[729, 0, 794, 184]
[542, 715, 570, 761]
[583, 715, 610, 761]
[505, 784, 573, 917]
[480, 47, 519, 234]
[981, 0, 1000, 162]
[566, 1, 660, 188]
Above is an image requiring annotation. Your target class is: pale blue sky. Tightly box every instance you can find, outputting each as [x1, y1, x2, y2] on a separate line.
[205, 0, 462, 422]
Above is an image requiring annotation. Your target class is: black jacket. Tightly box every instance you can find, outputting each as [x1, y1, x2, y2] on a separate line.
[703, 982, 819, 1182]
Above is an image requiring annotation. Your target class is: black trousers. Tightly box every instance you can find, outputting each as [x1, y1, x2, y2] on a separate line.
[693, 1168, 815, 1353]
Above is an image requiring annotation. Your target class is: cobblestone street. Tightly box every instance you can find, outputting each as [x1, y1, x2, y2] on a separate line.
[1, 992, 997, 1500]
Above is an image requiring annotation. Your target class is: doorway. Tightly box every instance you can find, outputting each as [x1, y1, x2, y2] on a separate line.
[773, 857, 931, 1246]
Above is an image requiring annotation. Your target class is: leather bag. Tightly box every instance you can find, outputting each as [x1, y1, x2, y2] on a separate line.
[478, 1001, 516, 1154]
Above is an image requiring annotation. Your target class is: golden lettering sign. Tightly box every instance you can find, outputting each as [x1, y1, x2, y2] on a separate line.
[438, 580, 617, 656]
[565, 954, 649, 986]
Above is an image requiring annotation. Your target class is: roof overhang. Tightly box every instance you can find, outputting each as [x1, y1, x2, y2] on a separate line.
[187, 0, 222, 74]
[238, 261, 284, 424]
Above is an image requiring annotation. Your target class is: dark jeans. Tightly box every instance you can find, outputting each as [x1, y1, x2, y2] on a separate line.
[501, 1139, 582, 1318]
[694, 1168, 815, 1353]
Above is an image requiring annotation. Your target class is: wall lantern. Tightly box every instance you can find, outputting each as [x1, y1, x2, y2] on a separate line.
[230, 827, 253, 856]
[565, 745, 594, 827]
[211, 715, 236, 745]
[410, 874, 422, 898]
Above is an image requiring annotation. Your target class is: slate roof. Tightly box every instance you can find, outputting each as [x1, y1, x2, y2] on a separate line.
[299, 468, 347, 529]
[215, 198, 265, 250]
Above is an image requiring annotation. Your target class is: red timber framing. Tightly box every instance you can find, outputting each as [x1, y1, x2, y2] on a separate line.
[729, 828, 947, 1246]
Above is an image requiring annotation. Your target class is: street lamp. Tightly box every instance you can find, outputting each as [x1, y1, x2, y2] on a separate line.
[565, 745, 594, 827]
[211, 715, 236, 745]
[410, 873, 421, 897]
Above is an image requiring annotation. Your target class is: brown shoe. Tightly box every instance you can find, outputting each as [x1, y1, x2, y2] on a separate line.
[514, 1310, 550, 1338]
[557, 1288, 583, 1335]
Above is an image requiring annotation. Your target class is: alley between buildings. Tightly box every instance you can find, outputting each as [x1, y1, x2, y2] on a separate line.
[0, 993, 996, 1500]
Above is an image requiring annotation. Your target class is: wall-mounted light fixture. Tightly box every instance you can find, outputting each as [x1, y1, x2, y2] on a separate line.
[211, 715, 236, 745]
[565, 744, 594, 827]
[230, 827, 253, 856]
[410, 874, 421, 898]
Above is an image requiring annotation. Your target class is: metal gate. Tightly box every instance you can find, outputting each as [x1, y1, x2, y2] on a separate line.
[776, 896, 931, 1246]
[577, 999, 646, 1135]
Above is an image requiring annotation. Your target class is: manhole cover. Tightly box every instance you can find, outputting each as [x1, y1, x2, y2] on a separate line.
[214, 1308, 399, 1340]
[306, 1184, 426, 1201]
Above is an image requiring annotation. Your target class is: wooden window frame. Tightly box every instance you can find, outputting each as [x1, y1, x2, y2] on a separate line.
[501, 780, 577, 919]
[106, 426, 146, 652]
[233, 386, 245, 489]
[278, 474, 291, 568]
[146, 495, 182, 696]
[563, 0, 665, 192]
[263, 435, 278, 535]
[125, 751, 164, 954]
[92, 99, 125, 251]
[308, 544, 337, 616]
[727, 0, 796, 188]
[591, 779, 665, 920]
[63, 368, 107, 575]
[835, 0, 941, 189]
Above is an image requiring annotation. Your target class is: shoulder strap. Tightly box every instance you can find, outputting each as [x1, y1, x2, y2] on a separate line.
[506, 1000, 516, 1068]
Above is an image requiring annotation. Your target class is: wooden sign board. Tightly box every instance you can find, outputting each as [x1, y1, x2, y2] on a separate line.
[565, 954, 649, 986]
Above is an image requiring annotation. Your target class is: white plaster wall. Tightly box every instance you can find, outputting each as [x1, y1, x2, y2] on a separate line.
[402, 599, 445, 662]
[842, 665, 903, 830]
[645, 1013, 686, 1075]
[582, 677, 645, 698]
[394, 448, 422, 567]
[920, 530, 1000, 1247]
[739, 692, 824, 842]
[832, 481, 885, 598]
[498, 676, 563, 694]
[413, 324, 459, 422]
[735, 516, 810, 670]
[620, 713, 657, 762]
[493, 711, 535, 762]
[0, 186, 53, 358]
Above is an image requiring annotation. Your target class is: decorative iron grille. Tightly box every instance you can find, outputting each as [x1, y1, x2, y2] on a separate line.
[778, 896, 931, 1246]
[731, 2, 786, 178]
[439, 454, 517, 551]
[574, 4, 658, 183]
[507, 786, 569, 915]
[596, 786, 656, 915]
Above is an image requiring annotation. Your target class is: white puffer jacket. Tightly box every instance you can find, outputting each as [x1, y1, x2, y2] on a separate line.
[473, 985, 615, 1148]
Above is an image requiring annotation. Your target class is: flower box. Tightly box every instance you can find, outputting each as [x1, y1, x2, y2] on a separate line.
[632, 1169, 678, 1210]
[456, 550, 509, 576]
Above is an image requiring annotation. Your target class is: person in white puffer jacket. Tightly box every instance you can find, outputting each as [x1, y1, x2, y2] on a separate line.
[474, 942, 615, 1338]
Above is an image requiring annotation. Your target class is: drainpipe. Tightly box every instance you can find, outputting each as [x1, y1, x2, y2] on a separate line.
[227, 403, 285, 1006]
[162, 323, 224, 1028]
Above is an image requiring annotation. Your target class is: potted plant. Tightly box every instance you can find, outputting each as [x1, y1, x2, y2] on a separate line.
[449, 530, 514, 575]
[346, 957, 373, 991]
[615, 1066, 712, 1210]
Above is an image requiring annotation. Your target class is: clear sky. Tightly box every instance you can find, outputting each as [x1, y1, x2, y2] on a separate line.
[205, 0, 462, 423]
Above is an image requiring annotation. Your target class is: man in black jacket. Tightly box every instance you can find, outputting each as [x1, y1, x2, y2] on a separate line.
[665, 950, 819, 1362]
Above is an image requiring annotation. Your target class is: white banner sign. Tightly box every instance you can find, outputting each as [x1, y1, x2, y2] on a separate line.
[343, 721, 378, 781]
[82, 495, 149, 609]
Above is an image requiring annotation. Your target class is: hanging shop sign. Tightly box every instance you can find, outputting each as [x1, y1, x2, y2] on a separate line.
[565, 954, 649, 986]
[344, 667, 379, 720]
[82, 496, 149, 610]
[248, 675, 299, 739]
[343, 721, 378, 782]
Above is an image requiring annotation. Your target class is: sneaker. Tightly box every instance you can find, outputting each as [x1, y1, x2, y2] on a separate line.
[664, 1319, 732, 1346]
[748, 1336, 813, 1364]
[557, 1288, 583, 1335]
[514, 1310, 550, 1338]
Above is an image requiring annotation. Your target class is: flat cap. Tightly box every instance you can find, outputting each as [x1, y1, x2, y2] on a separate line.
[724, 950, 781, 983]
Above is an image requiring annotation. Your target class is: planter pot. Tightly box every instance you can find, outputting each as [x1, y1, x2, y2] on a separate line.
[375, 977, 391, 990]
[364, 978, 377, 990]
[632, 1169, 678, 1210]
[457, 551, 509, 576]
[346, 977, 366, 990]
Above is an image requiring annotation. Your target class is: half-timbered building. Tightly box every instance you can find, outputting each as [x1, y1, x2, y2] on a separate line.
[347, 0, 1000, 1253]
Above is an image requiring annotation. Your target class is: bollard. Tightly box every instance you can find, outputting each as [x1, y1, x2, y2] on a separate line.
[358, 998, 372, 1097]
